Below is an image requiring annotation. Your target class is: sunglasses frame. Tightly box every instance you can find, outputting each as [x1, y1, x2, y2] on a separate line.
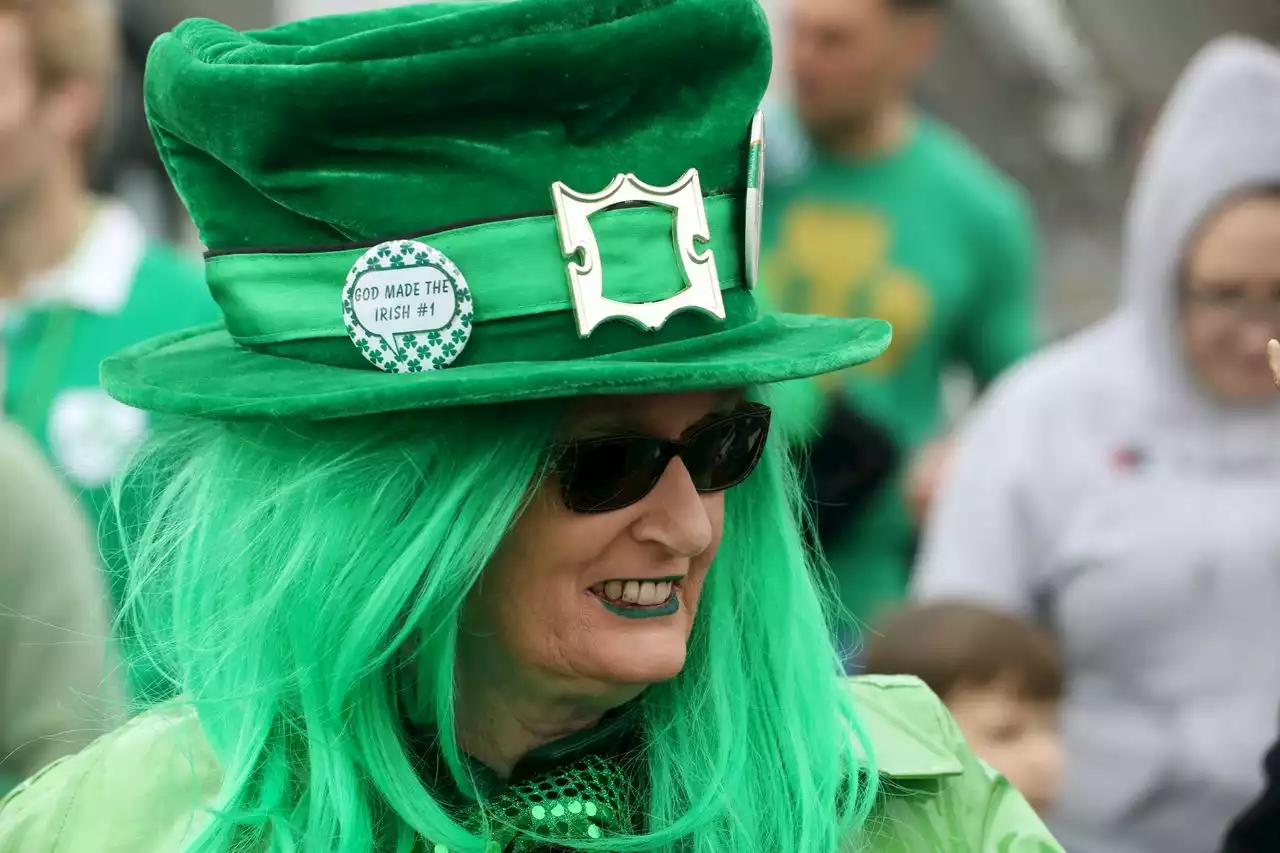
[552, 402, 773, 513]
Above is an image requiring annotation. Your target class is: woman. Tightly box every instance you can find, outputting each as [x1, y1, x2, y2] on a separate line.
[914, 37, 1280, 853]
[0, 1, 1059, 850]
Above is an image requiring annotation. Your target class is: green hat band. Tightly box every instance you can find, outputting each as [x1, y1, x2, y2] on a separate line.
[206, 192, 748, 371]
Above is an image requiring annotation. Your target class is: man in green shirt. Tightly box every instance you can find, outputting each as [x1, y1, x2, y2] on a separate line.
[763, 0, 1038, 636]
[0, 0, 218, 703]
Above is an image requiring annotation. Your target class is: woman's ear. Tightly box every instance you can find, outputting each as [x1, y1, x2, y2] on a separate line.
[1268, 339, 1280, 390]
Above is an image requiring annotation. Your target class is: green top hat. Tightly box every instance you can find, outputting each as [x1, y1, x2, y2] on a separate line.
[103, 0, 890, 420]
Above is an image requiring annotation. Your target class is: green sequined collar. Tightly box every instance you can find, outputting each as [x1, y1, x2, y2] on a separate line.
[404, 702, 644, 802]
[402, 705, 646, 851]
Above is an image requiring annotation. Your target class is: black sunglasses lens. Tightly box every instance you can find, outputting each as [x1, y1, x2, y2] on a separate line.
[684, 410, 771, 492]
[556, 406, 773, 513]
[557, 438, 667, 512]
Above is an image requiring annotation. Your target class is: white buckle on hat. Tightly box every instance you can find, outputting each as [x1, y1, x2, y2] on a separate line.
[552, 168, 725, 339]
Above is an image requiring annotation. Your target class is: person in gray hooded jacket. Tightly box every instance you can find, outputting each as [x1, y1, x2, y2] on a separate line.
[911, 36, 1280, 853]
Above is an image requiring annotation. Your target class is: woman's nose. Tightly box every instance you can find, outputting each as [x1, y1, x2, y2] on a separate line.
[629, 458, 715, 558]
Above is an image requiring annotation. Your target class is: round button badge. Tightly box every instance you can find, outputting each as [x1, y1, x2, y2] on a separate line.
[342, 240, 474, 373]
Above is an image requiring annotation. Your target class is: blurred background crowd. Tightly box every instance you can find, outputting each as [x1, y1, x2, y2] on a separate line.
[3, 0, 1280, 851]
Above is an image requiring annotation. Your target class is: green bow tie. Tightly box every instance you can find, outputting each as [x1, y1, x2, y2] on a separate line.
[434, 754, 638, 852]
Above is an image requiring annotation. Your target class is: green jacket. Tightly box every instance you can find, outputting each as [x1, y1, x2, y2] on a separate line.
[0, 676, 1060, 851]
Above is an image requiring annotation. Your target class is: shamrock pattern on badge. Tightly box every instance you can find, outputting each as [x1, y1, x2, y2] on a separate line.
[342, 239, 474, 374]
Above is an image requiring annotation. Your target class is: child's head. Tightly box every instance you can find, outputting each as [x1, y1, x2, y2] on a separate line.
[863, 602, 1064, 815]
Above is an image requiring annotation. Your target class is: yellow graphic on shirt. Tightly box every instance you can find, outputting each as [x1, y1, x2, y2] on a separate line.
[765, 203, 931, 382]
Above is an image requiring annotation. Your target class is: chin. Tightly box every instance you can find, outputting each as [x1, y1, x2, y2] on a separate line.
[587, 630, 691, 687]
[600, 657, 688, 686]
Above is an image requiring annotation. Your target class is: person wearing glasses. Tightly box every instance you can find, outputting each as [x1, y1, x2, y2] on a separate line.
[0, 1, 1061, 851]
[913, 37, 1280, 853]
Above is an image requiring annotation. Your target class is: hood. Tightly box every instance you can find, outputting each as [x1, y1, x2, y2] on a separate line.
[1119, 35, 1280, 422]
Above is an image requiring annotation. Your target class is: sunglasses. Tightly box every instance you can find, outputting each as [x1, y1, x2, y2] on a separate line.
[552, 402, 773, 513]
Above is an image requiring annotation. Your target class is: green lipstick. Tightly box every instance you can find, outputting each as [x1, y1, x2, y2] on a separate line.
[599, 594, 679, 619]
[591, 576, 682, 619]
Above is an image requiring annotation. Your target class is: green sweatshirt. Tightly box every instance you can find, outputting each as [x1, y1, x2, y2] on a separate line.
[762, 115, 1039, 625]
[2, 201, 219, 703]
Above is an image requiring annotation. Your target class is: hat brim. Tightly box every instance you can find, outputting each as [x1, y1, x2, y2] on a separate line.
[101, 314, 891, 421]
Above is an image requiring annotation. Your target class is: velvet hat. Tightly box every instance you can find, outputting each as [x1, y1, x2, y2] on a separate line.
[102, 0, 890, 420]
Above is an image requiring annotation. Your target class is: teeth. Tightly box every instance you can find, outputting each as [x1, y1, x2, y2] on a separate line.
[593, 580, 677, 607]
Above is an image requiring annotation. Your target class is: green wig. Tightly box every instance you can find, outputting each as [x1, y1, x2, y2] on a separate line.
[116, 388, 880, 853]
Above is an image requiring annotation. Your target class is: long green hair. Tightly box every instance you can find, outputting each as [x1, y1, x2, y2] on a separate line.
[117, 389, 880, 852]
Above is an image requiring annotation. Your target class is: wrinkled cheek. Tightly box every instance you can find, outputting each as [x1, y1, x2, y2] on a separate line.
[500, 586, 575, 657]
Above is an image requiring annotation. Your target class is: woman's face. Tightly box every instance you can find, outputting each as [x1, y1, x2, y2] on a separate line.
[1181, 194, 1280, 404]
[464, 391, 737, 691]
